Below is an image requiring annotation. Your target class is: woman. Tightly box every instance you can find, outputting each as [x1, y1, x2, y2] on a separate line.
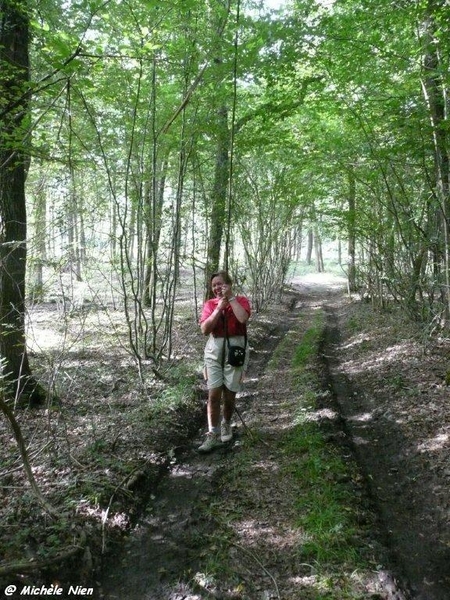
[198, 271, 251, 452]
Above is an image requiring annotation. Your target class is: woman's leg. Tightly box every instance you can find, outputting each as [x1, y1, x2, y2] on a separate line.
[223, 386, 236, 422]
[220, 386, 236, 442]
[199, 386, 223, 452]
[207, 386, 223, 432]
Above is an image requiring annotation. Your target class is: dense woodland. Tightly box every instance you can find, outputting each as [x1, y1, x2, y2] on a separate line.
[0, 0, 449, 401]
[1, 1, 450, 593]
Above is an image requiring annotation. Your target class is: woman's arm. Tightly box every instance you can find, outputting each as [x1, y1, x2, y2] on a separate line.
[228, 297, 250, 324]
[200, 296, 228, 335]
[201, 307, 221, 335]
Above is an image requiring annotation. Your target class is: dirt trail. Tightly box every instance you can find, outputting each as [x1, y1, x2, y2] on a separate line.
[98, 298, 298, 600]
[294, 275, 450, 599]
[321, 300, 450, 600]
[98, 275, 448, 600]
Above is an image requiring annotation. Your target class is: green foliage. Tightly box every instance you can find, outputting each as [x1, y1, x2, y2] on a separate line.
[155, 378, 196, 413]
[20, 0, 450, 385]
[134, 362, 199, 433]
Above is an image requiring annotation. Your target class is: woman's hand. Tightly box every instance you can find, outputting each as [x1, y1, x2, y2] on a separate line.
[216, 284, 232, 310]
[217, 295, 229, 311]
[221, 283, 232, 299]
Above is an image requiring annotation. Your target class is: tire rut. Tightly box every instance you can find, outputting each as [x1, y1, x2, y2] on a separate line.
[320, 300, 450, 600]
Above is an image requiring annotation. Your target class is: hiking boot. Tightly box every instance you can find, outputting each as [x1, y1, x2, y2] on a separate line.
[198, 432, 222, 453]
[221, 421, 233, 443]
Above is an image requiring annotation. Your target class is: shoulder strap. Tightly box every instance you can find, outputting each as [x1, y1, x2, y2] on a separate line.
[221, 312, 226, 367]
[223, 311, 247, 349]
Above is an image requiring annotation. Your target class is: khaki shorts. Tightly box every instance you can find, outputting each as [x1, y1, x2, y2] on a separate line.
[204, 335, 249, 392]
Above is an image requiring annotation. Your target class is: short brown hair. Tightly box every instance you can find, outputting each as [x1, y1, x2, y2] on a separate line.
[210, 270, 233, 285]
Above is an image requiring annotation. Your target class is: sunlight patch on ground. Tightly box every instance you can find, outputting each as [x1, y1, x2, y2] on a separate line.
[290, 272, 348, 292]
[418, 432, 449, 453]
[348, 412, 375, 423]
[288, 568, 384, 597]
[340, 340, 418, 376]
[234, 518, 302, 549]
[250, 459, 281, 473]
[353, 436, 370, 446]
[306, 407, 339, 422]
[340, 332, 373, 350]
[340, 327, 399, 351]
[27, 326, 62, 351]
[26, 304, 130, 355]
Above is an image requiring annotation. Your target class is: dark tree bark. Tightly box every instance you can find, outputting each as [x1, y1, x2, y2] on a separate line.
[205, 105, 229, 298]
[0, 1, 46, 405]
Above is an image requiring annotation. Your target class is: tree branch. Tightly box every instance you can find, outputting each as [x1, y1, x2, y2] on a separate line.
[0, 394, 59, 518]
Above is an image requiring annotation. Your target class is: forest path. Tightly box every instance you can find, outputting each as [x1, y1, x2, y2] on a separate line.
[97, 283, 302, 600]
[98, 273, 448, 600]
[99, 282, 302, 600]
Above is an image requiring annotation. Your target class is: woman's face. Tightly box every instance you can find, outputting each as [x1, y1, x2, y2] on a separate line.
[211, 275, 226, 297]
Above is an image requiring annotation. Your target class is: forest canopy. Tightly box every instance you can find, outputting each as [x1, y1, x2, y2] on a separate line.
[1, 0, 450, 402]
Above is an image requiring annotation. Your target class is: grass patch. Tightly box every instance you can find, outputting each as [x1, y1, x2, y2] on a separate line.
[278, 311, 382, 596]
[292, 312, 324, 368]
[284, 422, 362, 565]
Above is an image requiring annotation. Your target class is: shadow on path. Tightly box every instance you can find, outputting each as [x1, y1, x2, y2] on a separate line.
[320, 299, 450, 600]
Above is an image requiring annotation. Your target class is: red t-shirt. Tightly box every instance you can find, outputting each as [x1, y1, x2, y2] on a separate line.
[200, 296, 251, 337]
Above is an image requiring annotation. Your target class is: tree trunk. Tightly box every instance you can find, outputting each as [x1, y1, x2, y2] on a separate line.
[0, 1, 46, 406]
[314, 227, 323, 272]
[205, 105, 229, 296]
[419, 2, 450, 318]
[306, 229, 313, 264]
[347, 165, 357, 292]
[30, 173, 47, 301]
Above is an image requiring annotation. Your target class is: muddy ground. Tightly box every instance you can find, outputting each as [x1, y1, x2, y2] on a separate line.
[96, 274, 450, 600]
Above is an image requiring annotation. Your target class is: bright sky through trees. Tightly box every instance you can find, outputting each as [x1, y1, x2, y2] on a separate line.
[263, 0, 288, 10]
